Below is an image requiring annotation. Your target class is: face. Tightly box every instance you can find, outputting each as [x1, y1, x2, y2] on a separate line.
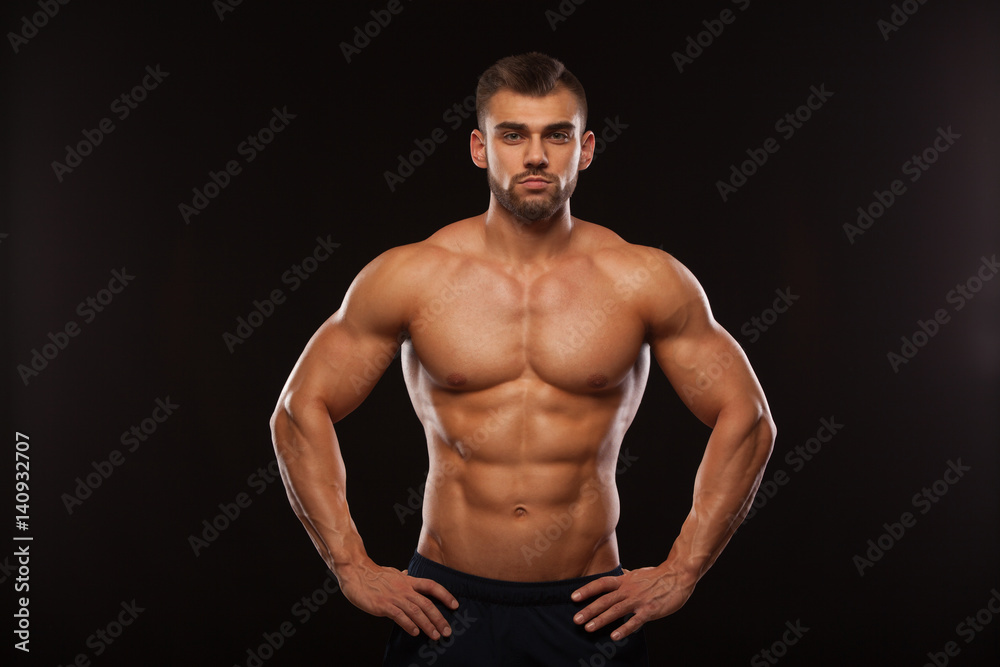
[471, 86, 594, 222]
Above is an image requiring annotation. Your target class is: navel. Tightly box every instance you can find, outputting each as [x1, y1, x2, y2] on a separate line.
[514, 506, 528, 518]
[446, 372, 467, 387]
[587, 373, 608, 388]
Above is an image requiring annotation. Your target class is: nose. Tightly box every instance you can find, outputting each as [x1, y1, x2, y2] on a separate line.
[523, 135, 548, 169]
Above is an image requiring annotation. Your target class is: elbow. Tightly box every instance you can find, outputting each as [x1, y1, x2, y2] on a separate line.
[753, 408, 776, 465]
[270, 390, 304, 463]
[270, 387, 315, 433]
[269, 391, 291, 443]
[723, 399, 775, 443]
[269, 403, 290, 465]
[726, 400, 775, 463]
[755, 401, 776, 441]
[270, 389, 331, 465]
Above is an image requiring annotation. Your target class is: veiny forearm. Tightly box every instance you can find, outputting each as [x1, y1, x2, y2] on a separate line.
[661, 407, 775, 583]
[271, 397, 368, 574]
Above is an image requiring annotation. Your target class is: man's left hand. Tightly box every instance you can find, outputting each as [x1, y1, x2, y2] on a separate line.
[570, 566, 696, 640]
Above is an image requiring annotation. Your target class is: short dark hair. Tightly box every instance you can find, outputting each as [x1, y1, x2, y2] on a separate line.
[475, 52, 588, 131]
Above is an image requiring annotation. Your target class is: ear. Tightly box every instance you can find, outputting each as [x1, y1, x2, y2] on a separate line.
[470, 129, 488, 169]
[578, 130, 596, 171]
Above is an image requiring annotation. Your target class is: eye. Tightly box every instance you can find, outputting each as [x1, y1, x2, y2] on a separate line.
[549, 132, 571, 143]
[503, 132, 522, 141]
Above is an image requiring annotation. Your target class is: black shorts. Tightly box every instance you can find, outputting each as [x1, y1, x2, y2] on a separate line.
[382, 551, 649, 666]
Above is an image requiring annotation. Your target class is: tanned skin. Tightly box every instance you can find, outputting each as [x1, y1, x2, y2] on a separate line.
[270, 85, 775, 644]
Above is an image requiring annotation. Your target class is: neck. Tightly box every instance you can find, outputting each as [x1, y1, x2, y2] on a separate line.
[482, 196, 573, 263]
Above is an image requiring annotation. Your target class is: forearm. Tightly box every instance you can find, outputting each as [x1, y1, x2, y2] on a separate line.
[660, 408, 775, 583]
[271, 397, 369, 575]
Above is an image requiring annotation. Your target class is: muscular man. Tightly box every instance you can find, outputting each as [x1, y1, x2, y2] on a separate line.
[270, 52, 775, 666]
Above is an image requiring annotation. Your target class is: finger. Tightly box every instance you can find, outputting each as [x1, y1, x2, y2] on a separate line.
[583, 600, 633, 633]
[608, 615, 645, 642]
[407, 589, 456, 638]
[395, 596, 447, 640]
[571, 575, 622, 603]
[386, 606, 421, 637]
[573, 590, 624, 626]
[410, 577, 460, 610]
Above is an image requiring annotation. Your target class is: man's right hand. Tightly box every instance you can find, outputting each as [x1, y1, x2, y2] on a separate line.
[337, 559, 459, 640]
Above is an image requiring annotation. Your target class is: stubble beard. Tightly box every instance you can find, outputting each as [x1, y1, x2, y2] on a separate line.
[487, 166, 578, 223]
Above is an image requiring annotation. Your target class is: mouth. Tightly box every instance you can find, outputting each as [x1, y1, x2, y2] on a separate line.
[519, 178, 551, 189]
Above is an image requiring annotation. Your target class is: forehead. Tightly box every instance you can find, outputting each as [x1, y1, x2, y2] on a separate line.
[484, 87, 583, 131]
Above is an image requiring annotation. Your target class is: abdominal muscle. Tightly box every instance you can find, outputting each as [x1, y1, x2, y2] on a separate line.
[412, 380, 628, 582]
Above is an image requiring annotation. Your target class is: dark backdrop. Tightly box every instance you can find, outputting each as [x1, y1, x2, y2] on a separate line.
[3, 1, 998, 665]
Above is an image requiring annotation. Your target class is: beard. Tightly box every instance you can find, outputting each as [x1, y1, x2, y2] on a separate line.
[487, 167, 578, 223]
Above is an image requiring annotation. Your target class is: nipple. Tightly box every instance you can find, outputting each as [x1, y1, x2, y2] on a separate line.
[587, 373, 608, 388]
[446, 372, 467, 387]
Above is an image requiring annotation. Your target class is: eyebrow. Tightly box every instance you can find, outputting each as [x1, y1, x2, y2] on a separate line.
[493, 121, 576, 134]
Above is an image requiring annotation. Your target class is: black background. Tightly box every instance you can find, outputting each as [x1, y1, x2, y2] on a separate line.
[2, 0, 999, 665]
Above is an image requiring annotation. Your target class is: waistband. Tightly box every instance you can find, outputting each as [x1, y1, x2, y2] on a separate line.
[406, 551, 623, 606]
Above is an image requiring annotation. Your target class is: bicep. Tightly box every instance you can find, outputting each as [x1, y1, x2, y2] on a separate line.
[276, 251, 411, 425]
[280, 312, 401, 425]
[653, 319, 765, 427]
[646, 259, 768, 428]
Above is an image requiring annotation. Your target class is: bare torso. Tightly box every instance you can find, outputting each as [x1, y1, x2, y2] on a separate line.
[272, 79, 774, 642]
[399, 215, 658, 581]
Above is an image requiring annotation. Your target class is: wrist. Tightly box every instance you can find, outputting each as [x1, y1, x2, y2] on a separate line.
[656, 559, 703, 588]
[327, 538, 369, 575]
